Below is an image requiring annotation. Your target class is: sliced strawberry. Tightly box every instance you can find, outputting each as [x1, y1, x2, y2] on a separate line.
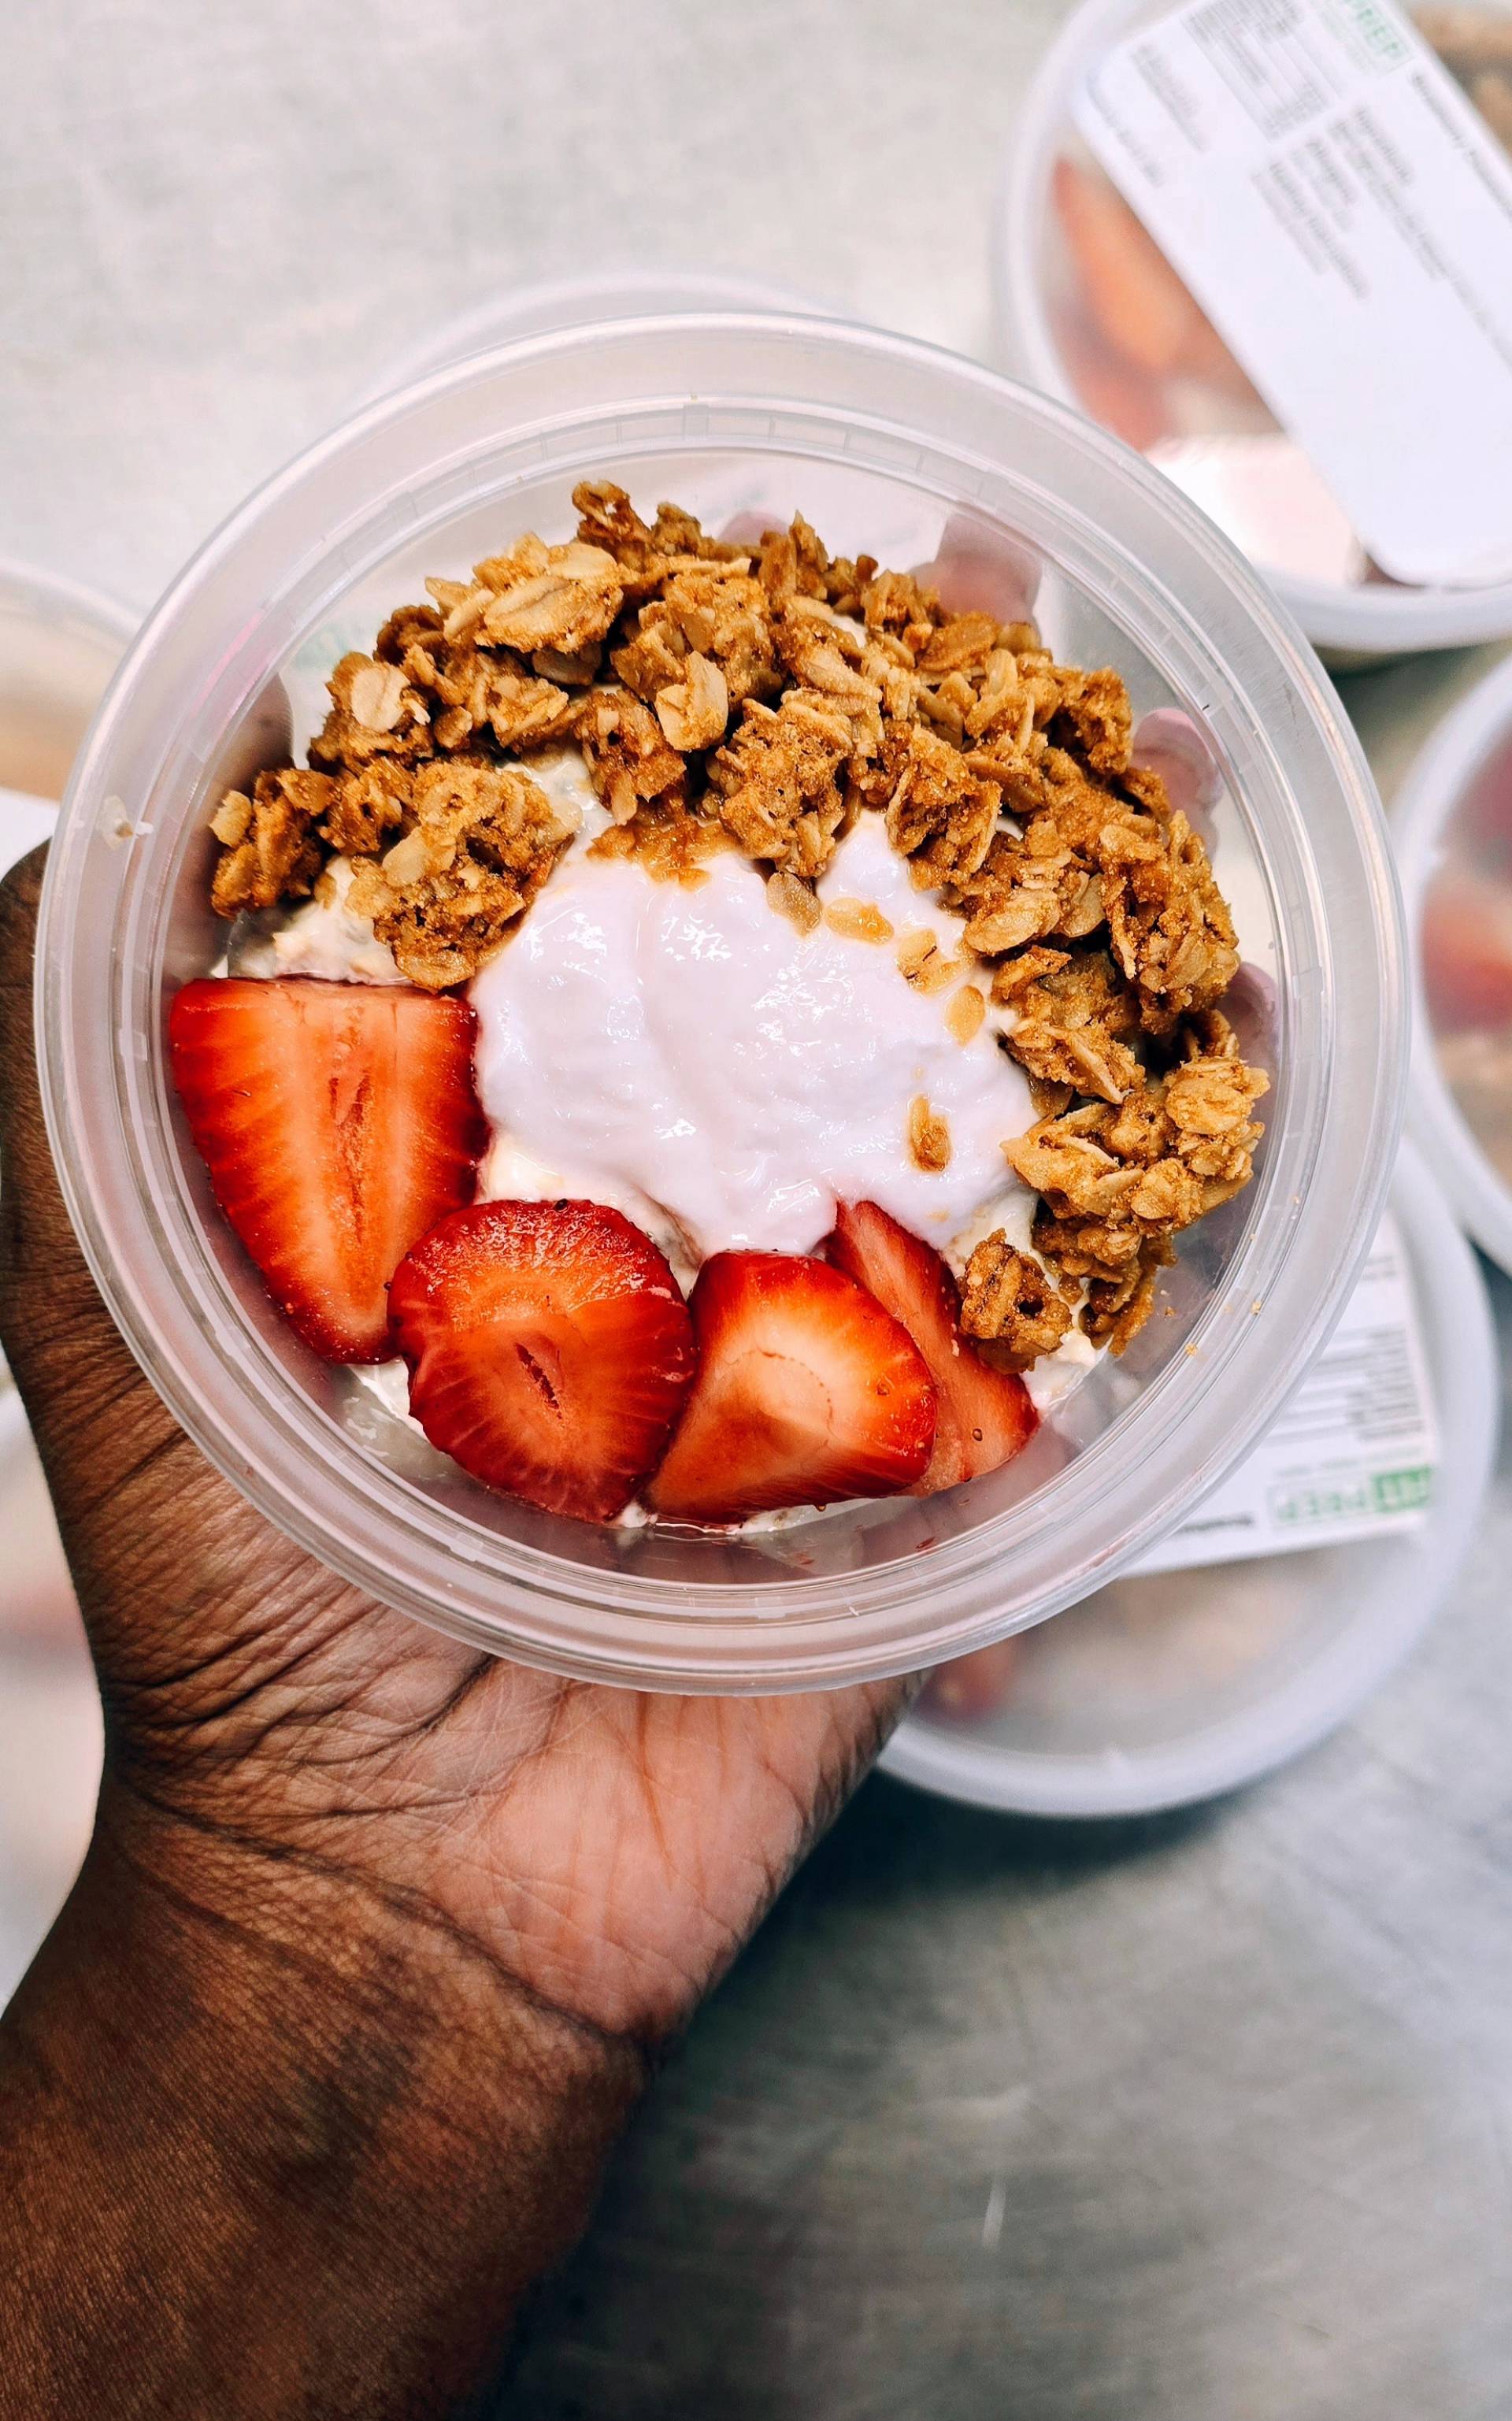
[825, 1199, 1037, 1496]
[389, 1199, 696, 1523]
[647, 1251, 936, 1525]
[169, 977, 487, 1363]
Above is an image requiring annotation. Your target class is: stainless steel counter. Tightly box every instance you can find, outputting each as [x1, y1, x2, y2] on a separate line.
[2, 4, 1511, 2410]
[493, 648, 1512, 2421]
[503, 1355, 1512, 2420]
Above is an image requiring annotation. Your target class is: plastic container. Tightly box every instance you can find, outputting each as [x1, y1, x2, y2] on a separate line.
[0, 559, 135, 804]
[995, 0, 1512, 664]
[0, 561, 135, 1483]
[35, 313, 1405, 1692]
[356, 267, 833, 406]
[882, 1143, 1497, 1816]
[1395, 646, 1512, 1273]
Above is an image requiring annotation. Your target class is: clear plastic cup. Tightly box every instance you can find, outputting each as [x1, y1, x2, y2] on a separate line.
[1, 560, 135, 1485]
[0, 559, 135, 802]
[1395, 647, 1512, 1273]
[35, 313, 1405, 1692]
[354, 267, 836, 407]
[995, 0, 1512, 665]
[881, 1142, 1498, 1815]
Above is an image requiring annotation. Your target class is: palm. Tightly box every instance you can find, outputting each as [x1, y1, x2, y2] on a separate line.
[1, 855, 905, 2047]
[94, 1426, 899, 2040]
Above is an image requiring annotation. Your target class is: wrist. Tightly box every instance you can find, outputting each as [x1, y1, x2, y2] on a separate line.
[1, 1783, 646, 2419]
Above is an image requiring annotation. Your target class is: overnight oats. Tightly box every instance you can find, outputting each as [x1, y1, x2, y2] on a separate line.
[168, 481, 1268, 1532]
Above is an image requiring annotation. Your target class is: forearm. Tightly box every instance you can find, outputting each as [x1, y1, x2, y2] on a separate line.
[0, 1790, 645, 2421]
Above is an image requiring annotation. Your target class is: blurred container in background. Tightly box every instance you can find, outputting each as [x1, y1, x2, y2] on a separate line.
[1397, 650, 1512, 1273]
[0, 561, 132, 2003]
[995, 0, 1512, 663]
[885, 1144, 1498, 1815]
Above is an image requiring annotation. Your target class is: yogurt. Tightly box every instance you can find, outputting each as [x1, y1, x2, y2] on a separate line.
[230, 855, 406, 987]
[251, 743, 1093, 1448]
[470, 786, 1038, 1262]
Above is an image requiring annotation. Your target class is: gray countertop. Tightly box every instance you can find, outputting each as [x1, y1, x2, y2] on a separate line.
[502, 652, 1512, 2421]
[500, 1069, 1512, 2421]
[4, 4, 1512, 2413]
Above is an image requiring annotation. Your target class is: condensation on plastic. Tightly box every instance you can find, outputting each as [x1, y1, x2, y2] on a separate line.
[994, 0, 1512, 662]
[35, 313, 1405, 1691]
[880, 1142, 1498, 1815]
[1395, 647, 1512, 1273]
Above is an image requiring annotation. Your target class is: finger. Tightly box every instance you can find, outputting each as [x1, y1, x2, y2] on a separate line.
[920, 1638, 1021, 1722]
[1128, 706, 1222, 843]
[914, 512, 1042, 623]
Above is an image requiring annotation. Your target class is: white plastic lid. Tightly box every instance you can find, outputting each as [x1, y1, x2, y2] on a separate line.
[880, 1141, 1499, 1815]
[1395, 647, 1512, 1273]
[36, 313, 1406, 1689]
[994, 0, 1512, 661]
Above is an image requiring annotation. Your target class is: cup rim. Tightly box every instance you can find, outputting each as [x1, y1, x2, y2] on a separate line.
[34, 311, 1406, 1689]
[352, 267, 839, 410]
[0, 555, 139, 648]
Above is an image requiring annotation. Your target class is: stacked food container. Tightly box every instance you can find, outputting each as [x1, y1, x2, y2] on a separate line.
[885, 0, 1512, 1811]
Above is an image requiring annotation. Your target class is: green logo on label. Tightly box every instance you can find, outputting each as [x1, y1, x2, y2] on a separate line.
[1335, 0, 1410, 66]
[1370, 1466, 1433, 1515]
[1267, 1466, 1433, 1526]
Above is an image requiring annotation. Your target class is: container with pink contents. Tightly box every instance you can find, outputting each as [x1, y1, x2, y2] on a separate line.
[36, 318, 1402, 1690]
[999, 0, 1512, 661]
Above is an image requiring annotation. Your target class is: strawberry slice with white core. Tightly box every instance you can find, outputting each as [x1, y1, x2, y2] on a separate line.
[647, 1251, 936, 1526]
[389, 1199, 696, 1524]
[169, 977, 487, 1363]
[825, 1199, 1037, 1495]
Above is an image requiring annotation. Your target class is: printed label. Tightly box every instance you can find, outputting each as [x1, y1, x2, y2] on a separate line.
[1073, 0, 1512, 587]
[1135, 1210, 1438, 1573]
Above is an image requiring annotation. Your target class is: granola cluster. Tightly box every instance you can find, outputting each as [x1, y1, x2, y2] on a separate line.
[207, 482, 1266, 1355]
[999, 1010, 1268, 1352]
